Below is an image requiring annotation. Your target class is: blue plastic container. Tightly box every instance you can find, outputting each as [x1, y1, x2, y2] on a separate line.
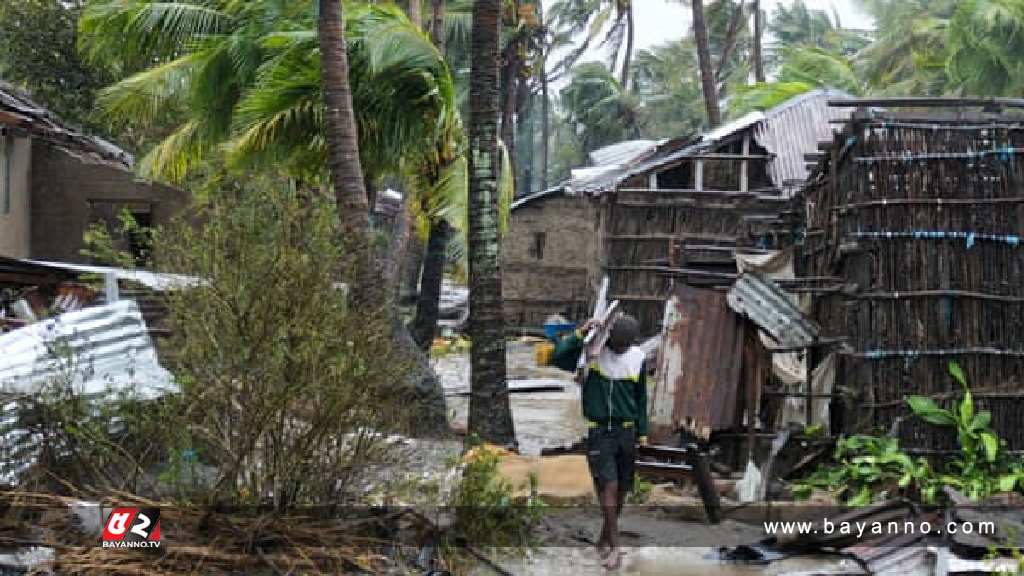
[543, 323, 576, 341]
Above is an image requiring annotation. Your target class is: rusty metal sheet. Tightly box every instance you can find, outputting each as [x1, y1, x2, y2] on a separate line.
[727, 271, 819, 348]
[650, 284, 745, 441]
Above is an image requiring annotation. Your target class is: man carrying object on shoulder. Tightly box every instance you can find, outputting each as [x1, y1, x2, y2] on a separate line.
[552, 314, 647, 570]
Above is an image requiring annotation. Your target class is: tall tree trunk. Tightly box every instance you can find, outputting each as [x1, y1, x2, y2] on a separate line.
[431, 0, 445, 51]
[541, 68, 550, 189]
[468, 0, 515, 446]
[715, 1, 745, 81]
[318, 0, 372, 305]
[539, 0, 550, 190]
[319, 0, 447, 437]
[408, 0, 422, 29]
[411, 219, 450, 349]
[501, 50, 519, 196]
[620, 1, 634, 89]
[752, 0, 765, 82]
[692, 0, 721, 128]
[408, 0, 449, 351]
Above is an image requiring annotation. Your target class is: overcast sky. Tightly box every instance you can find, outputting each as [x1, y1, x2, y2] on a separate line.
[567, 0, 875, 74]
[631, 0, 874, 51]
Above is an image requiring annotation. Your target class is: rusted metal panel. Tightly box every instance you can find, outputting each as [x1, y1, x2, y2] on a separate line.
[651, 284, 745, 441]
[727, 271, 820, 348]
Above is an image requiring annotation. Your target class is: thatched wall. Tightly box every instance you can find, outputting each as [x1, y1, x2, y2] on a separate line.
[804, 111, 1024, 454]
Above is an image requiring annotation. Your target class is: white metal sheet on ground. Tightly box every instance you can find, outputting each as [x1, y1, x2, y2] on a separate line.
[0, 300, 174, 398]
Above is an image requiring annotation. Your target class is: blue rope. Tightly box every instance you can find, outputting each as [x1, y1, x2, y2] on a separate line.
[848, 230, 1020, 249]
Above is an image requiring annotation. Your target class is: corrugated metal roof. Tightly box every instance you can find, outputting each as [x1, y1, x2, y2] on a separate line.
[587, 139, 659, 167]
[726, 272, 819, 348]
[510, 184, 566, 210]
[753, 88, 855, 190]
[651, 284, 745, 441]
[0, 300, 174, 398]
[567, 89, 855, 196]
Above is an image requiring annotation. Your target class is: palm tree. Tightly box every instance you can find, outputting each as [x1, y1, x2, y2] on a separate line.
[691, 0, 720, 127]
[946, 0, 1024, 96]
[560, 62, 641, 151]
[856, 0, 954, 96]
[319, 0, 372, 303]
[548, 0, 635, 87]
[632, 40, 705, 137]
[467, 0, 515, 446]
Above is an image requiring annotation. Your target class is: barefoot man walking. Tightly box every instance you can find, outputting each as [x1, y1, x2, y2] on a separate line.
[552, 315, 647, 570]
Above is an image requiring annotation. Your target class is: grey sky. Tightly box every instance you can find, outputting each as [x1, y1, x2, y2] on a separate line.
[631, 0, 874, 51]
[566, 0, 875, 75]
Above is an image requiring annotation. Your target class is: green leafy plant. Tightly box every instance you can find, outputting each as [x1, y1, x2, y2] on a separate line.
[905, 362, 1022, 500]
[450, 441, 545, 547]
[792, 434, 934, 505]
[794, 362, 1024, 505]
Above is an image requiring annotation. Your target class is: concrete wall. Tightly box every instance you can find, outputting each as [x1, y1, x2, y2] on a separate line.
[29, 142, 189, 263]
[0, 135, 33, 258]
[502, 193, 597, 328]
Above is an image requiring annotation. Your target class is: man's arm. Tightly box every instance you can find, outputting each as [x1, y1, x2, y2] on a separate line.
[551, 329, 585, 372]
[636, 361, 649, 443]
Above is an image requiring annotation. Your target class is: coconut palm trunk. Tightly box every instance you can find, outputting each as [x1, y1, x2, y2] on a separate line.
[620, 0, 635, 89]
[409, 0, 450, 349]
[692, 0, 721, 127]
[319, 0, 447, 436]
[318, 0, 373, 303]
[411, 220, 451, 349]
[467, 0, 515, 445]
[752, 0, 765, 82]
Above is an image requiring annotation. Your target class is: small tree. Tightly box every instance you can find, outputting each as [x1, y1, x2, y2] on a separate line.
[160, 180, 418, 508]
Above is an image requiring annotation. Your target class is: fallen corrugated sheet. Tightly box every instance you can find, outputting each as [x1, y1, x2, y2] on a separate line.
[727, 272, 819, 349]
[651, 284, 744, 441]
[23, 259, 199, 291]
[0, 300, 174, 398]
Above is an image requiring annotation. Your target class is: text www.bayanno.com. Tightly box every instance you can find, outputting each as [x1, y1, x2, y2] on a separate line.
[764, 518, 996, 539]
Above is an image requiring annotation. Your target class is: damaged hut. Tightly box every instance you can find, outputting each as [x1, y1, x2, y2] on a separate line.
[0, 82, 189, 263]
[802, 97, 1024, 455]
[503, 89, 852, 335]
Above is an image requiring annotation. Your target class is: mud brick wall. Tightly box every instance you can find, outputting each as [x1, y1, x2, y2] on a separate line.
[503, 193, 596, 329]
[29, 141, 189, 263]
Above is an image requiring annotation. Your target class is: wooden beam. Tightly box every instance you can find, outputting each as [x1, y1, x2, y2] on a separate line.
[740, 134, 750, 193]
[829, 96, 1024, 109]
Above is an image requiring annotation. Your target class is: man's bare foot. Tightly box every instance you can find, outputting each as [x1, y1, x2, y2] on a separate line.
[602, 548, 622, 570]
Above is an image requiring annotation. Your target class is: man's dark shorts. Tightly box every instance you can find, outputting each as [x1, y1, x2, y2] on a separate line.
[586, 425, 636, 492]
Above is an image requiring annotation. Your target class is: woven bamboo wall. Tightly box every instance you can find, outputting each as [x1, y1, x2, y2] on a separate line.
[804, 112, 1024, 454]
[601, 183, 800, 334]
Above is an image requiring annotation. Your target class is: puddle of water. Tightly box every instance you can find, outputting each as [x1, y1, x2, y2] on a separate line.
[489, 547, 861, 576]
[433, 341, 585, 455]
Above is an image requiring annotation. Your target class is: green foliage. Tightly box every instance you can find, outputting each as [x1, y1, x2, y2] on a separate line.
[80, 209, 154, 268]
[560, 62, 640, 152]
[159, 178, 418, 508]
[79, 0, 458, 188]
[791, 435, 934, 505]
[451, 443, 545, 547]
[0, 1, 114, 137]
[794, 362, 1024, 505]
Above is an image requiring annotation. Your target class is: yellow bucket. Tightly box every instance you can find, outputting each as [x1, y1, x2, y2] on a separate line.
[535, 341, 555, 366]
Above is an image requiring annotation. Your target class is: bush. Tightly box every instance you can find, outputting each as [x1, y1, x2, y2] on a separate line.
[450, 442, 544, 547]
[158, 180, 419, 508]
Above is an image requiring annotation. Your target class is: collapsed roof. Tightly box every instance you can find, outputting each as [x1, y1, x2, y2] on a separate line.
[0, 80, 133, 169]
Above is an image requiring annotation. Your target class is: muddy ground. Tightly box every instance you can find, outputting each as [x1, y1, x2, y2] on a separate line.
[432, 342, 856, 575]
